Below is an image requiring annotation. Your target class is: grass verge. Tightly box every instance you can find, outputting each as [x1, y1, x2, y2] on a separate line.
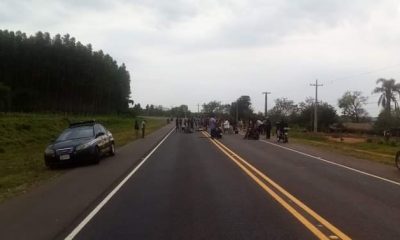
[0, 113, 167, 203]
[290, 131, 396, 165]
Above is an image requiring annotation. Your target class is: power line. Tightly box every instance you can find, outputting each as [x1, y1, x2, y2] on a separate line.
[327, 63, 400, 85]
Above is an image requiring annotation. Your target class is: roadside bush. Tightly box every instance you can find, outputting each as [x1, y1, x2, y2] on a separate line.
[366, 138, 373, 143]
[374, 111, 400, 134]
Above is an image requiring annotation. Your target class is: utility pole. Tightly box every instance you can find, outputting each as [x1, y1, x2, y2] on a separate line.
[236, 100, 239, 124]
[262, 92, 271, 117]
[310, 79, 323, 132]
[197, 104, 200, 113]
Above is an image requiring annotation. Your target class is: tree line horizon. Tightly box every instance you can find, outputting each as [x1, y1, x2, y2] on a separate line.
[137, 78, 400, 133]
[0, 29, 131, 113]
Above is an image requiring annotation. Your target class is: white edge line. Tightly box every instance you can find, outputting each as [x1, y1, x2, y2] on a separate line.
[64, 128, 175, 240]
[259, 139, 400, 187]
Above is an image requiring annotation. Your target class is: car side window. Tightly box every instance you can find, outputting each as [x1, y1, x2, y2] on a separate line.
[99, 124, 106, 134]
[94, 124, 102, 136]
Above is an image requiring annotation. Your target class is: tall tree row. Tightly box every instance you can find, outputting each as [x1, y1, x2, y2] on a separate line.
[0, 30, 131, 113]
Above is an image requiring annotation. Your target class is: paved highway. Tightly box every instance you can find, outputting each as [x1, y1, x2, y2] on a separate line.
[64, 130, 400, 240]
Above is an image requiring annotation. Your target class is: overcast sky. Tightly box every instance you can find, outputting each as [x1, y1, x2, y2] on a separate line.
[2, 0, 400, 116]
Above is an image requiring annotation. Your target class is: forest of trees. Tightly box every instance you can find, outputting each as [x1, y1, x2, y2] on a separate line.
[0, 30, 131, 113]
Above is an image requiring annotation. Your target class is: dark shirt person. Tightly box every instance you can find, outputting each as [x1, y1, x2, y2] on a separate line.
[209, 116, 217, 138]
[141, 120, 146, 138]
[277, 119, 287, 138]
[134, 119, 139, 138]
[265, 118, 272, 139]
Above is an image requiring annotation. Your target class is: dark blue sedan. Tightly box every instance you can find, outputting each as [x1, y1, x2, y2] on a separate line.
[44, 121, 115, 168]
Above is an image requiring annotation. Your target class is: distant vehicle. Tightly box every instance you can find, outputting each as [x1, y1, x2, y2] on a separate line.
[396, 151, 400, 170]
[44, 121, 115, 168]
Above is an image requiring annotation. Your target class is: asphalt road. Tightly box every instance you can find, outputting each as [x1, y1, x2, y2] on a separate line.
[64, 130, 400, 240]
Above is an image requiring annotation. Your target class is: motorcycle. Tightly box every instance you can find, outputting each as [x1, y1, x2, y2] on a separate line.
[211, 127, 223, 139]
[244, 126, 260, 140]
[277, 127, 289, 143]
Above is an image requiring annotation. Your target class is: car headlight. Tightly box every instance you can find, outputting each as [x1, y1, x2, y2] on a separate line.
[76, 140, 95, 151]
[45, 147, 55, 156]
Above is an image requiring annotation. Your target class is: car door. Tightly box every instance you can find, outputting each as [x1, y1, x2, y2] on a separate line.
[103, 125, 113, 146]
[94, 124, 106, 152]
[98, 124, 111, 150]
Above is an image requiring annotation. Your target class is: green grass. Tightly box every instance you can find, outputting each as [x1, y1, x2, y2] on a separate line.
[290, 130, 396, 165]
[0, 113, 166, 202]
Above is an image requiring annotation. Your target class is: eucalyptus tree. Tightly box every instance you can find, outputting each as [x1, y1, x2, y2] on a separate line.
[0, 29, 131, 113]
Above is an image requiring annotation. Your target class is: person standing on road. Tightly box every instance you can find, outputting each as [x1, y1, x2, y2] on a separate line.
[175, 117, 179, 132]
[134, 119, 139, 138]
[178, 118, 182, 131]
[223, 120, 230, 134]
[265, 118, 272, 139]
[238, 119, 243, 132]
[141, 120, 146, 138]
[209, 115, 217, 138]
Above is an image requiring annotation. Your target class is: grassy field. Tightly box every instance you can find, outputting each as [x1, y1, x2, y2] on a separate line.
[290, 130, 397, 165]
[0, 113, 166, 202]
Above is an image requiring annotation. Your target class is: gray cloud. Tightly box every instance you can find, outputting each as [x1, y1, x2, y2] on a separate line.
[1, 0, 400, 116]
[192, 0, 382, 48]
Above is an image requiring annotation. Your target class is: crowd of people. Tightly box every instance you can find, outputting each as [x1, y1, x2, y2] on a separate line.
[171, 115, 288, 142]
[173, 116, 235, 137]
[243, 118, 288, 141]
[175, 117, 207, 133]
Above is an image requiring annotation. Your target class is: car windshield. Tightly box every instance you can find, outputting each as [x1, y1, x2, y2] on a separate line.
[56, 126, 94, 141]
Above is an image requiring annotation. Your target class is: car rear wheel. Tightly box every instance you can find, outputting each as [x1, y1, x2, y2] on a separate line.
[396, 151, 400, 170]
[109, 143, 115, 156]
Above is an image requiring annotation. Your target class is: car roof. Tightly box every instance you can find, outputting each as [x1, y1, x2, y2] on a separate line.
[69, 120, 96, 128]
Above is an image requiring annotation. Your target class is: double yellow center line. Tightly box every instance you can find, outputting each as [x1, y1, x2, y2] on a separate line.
[202, 131, 351, 240]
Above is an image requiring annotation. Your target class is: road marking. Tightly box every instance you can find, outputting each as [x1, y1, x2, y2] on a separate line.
[260, 140, 400, 187]
[64, 128, 175, 240]
[202, 131, 351, 240]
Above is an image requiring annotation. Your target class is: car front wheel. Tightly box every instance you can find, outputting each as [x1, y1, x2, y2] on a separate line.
[396, 151, 400, 170]
[109, 143, 115, 156]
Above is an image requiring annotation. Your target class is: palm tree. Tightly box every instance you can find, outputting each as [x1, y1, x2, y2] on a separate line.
[373, 78, 400, 112]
